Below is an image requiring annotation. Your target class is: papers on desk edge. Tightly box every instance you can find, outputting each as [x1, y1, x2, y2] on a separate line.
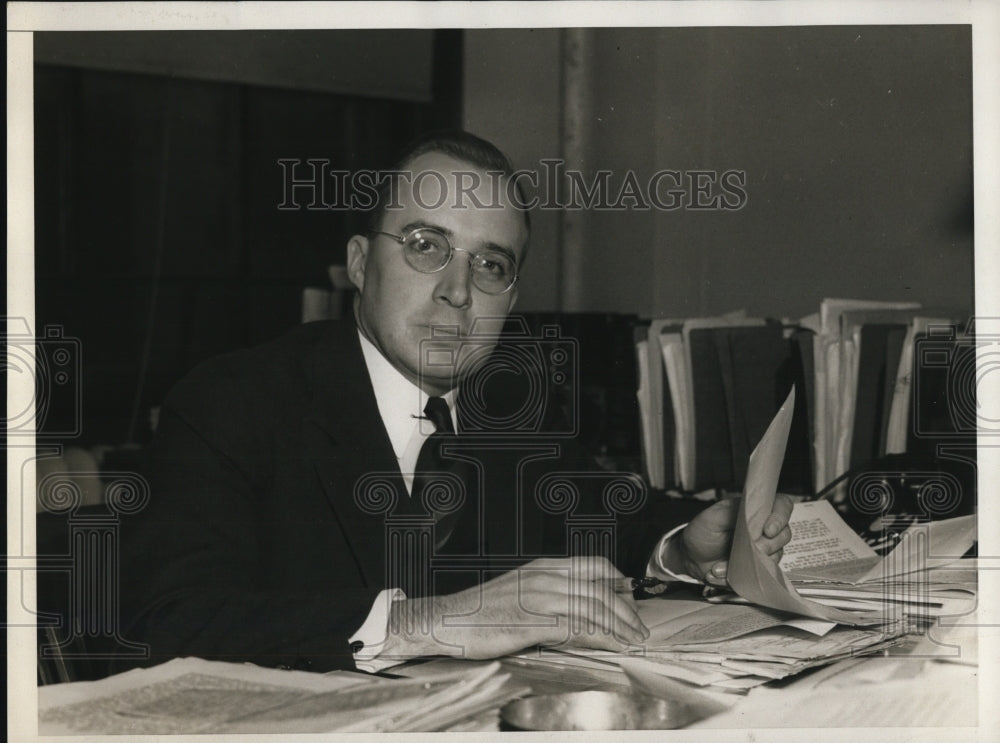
[37, 656, 529, 735]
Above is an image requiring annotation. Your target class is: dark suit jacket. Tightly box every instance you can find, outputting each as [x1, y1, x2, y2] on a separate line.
[119, 319, 704, 672]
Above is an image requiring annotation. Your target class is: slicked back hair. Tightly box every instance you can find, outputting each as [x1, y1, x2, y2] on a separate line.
[365, 130, 531, 251]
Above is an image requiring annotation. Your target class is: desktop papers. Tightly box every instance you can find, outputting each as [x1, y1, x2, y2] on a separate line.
[775, 505, 978, 619]
[724, 387, 977, 623]
[540, 387, 971, 693]
[38, 656, 529, 734]
[639, 598, 835, 648]
[38, 658, 369, 735]
[778, 499, 881, 581]
[692, 648, 977, 728]
[780, 499, 976, 585]
[519, 594, 900, 692]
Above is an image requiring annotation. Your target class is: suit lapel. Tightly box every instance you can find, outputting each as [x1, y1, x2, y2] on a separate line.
[302, 321, 406, 589]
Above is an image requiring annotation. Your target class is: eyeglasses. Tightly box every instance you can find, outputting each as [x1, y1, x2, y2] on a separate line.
[370, 227, 518, 295]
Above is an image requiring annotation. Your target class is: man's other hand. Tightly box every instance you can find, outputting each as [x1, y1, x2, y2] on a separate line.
[383, 556, 650, 661]
[668, 493, 794, 587]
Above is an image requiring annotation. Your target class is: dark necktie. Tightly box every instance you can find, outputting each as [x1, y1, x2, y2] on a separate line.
[397, 396, 487, 599]
[411, 397, 462, 550]
[422, 396, 455, 436]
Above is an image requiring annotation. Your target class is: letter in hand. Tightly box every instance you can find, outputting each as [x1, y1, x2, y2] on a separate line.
[385, 556, 651, 661]
[670, 494, 794, 587]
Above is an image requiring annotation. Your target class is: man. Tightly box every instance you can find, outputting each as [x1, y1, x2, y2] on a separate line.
[120, 131, 791, 673]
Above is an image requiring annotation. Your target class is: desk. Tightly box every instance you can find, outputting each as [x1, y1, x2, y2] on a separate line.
[36, 614, 980, 733]
[390, 631, 979, 731]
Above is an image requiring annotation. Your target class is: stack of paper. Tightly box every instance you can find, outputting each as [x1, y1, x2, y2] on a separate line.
[537, 389, 976, 693]
[515, 596, 903, 692]
[628, 625, 903, 691]
[38, 657, 530, 734]
[692, 615, 979, 729]
[777, 500, 977, 620]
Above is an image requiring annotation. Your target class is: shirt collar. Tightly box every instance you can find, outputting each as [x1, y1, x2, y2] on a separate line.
[357, 328, 456, 459]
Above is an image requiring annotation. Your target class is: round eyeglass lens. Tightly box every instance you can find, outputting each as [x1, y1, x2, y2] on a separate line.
[470, 252, 516, 294]
[402, 230, 451, 272]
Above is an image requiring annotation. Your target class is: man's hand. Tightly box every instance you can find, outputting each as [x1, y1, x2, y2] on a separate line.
[381, 556, 650, 661]
[666, 494, 794, 587]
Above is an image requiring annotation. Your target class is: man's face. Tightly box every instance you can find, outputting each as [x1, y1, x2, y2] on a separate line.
[347, 152, 528, 395]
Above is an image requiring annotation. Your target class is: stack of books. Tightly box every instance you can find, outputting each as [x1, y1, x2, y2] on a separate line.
[635, 311, 810, 494]
[802, 298, 969, 494]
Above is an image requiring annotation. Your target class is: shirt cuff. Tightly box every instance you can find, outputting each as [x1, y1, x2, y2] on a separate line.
[646, 523, 703, 585]
[348, 588, 407, 673]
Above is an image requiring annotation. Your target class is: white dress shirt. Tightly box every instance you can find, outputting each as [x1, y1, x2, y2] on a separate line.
[356, 329, 457, 494]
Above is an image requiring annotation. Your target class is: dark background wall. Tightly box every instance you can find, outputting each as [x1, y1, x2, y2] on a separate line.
[33, 30, 462, 444]
[465, 26, 973, 318]
[33, 26, 973, 447]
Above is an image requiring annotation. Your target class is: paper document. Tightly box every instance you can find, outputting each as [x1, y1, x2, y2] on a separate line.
[779, 499, 880, 582]
[726, 389, 878, 624]
[779, 503, 977, 586]
[38, 658, 373, 735]
[38, 656, 526, 735]
[641, 599, 834, 647]
[665, 624, 902, 661]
